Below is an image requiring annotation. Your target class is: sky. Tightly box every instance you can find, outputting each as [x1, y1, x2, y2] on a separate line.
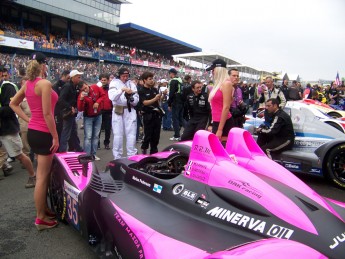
[120, 0, 345, 82]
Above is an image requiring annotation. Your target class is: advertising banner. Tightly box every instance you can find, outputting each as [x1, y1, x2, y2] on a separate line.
[0, 36, 34, 50]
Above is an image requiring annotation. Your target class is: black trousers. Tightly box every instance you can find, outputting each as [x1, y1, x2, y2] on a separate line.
[181, 117, 209, 141]
[141, 113, 161, 154]
[99, 111, 112, 146]
[257, 134, 293, 159]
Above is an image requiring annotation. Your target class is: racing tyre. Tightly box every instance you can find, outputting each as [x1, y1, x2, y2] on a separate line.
[326, 144, 345, 189]
[48, 162, 68, 222]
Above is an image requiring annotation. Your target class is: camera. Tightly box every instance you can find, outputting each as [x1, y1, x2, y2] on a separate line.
[125, 92, 135, 103]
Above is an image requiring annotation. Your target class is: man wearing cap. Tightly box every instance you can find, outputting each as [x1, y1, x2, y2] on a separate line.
[57, 69, 84, 152]
[167, 68, 183, 140]
[108, 67, 139, 159]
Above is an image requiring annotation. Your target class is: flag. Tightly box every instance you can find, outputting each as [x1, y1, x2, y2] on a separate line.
[335, 72, 341, 86]
[130, 47, 136, 56]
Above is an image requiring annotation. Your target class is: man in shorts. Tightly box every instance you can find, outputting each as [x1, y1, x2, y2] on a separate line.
[0, 71, 36, 187]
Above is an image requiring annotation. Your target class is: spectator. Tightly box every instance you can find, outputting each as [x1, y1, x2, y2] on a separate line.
[10, 52, 59, 230]
[98, 73, 112, 150]
[77, 81, 104, 160]
[259, 76, 286, 108]
[328, 81, 339, 105]
[287, 80, 302, 101]
[230, 80, 246, 128]
[181, 80, 211, 141]
[108, 67, 139, 159]
[57, 69, 84, 152]
[207, 60, 235, 141]
[159, 79, 172, 131]
[53, 70, 70, 140]
[167, 68, 184, 141]
[138, 71, 162, 154]
[1, 65, 36, 188]
[256, 98, 295, 159]
[280, 79, 289, 101]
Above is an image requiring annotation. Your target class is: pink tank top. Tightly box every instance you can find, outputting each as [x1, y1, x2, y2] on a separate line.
[211, 88, 231, 122]
[26, 78, 58, 133]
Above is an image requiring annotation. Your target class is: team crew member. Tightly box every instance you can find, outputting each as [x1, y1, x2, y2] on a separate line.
[181, 80, 211, 141]
[207, 60, 235, 141]
[108, 68, 139, 159]
[138, 71, 162, 154]
[77, 82, 105, 159]
[256, 98, 295, 159]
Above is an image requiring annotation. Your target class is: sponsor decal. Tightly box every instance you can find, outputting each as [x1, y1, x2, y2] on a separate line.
[193, 144, 212, 155]
[132, 176, 151, 188]
[196, 198, 210, 209]
[172, 184, 184, 195]
[283, 162, 301, 171]
[64, 181, 80, 201]
[114, 212, 144, 258]
[206, 207, 294, 239]
[310, 168, 322, 175]
[153, 184, 163, 194]
[228, 179, 263, 199]
[329, 232, 345, 249]
[181, 189, 197, 201]
[266, 224, 294, 239]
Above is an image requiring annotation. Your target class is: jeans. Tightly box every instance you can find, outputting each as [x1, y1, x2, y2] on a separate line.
[83, 115, 102, 156]
[162, 102, 172, 129]
[59, 116, 82, 152]
[171, 103, 183, 138]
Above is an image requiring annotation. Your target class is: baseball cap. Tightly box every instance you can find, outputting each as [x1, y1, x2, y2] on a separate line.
[31, 52, 47, 64]
[70, 69, 84, 78]
[243, 81, 248, 84]
[168, 68, 178, 74]
[160, 79, 168, 83]
[205, 59, 227, 71]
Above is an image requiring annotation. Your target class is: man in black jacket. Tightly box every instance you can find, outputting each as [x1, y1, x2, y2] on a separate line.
[138, 71, 162, 154]
[256, 98, 295, 159]
[181, 80, 211, 141]
[53, 70, 70, 140]
[57, 69, 83, 152]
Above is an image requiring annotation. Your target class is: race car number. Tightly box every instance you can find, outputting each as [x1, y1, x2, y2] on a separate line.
[64, 181, 81, 230]
[66, 193, 79, 230]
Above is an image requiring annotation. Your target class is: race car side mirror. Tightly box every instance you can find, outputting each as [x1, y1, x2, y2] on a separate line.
[78, 154, 93, 177]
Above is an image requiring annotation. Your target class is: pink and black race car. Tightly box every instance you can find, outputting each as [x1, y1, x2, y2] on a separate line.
[49, 129, 345, 258]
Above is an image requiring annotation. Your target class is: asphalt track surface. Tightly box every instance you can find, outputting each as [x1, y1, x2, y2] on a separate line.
[1, 126, 345, 258]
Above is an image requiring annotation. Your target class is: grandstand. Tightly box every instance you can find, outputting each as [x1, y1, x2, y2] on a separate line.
[0, 0, 204, 82]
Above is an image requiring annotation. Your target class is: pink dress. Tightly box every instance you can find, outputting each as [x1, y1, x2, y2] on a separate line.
[211, 88, 231, 122]
[26, 78, 58, 133]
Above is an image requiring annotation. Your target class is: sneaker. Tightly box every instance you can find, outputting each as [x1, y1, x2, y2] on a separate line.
[94, 155, 101, 161]
[105, 145, 110, 150]
[80, 124, 84, 129]
[25, 176, 36, 188]
[7, 157, 15, 163]
[169, 137, 180, 141]
[2, 162, 13, 176]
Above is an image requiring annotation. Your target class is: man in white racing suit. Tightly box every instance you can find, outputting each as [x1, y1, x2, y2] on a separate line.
[108, 68, 139, 159]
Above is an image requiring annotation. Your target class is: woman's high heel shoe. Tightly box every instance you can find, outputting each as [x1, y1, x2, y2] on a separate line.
[35, 218, 58, 231]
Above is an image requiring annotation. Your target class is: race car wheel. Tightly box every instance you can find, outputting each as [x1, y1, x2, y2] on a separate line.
[48, 165, 67, 222]
[327, 111, 342, 119]
[326, 144, 345, 189]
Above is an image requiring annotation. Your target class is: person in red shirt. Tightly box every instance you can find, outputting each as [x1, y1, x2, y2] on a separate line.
[77, 82, 105, 160]
[98, 74, 113, 150]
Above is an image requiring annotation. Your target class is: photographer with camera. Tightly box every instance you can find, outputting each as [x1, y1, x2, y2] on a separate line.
[256, 98, 294, 159]
[108, 67, 139, 159]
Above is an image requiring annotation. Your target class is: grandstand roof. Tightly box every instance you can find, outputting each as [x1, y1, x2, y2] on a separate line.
[173, 52, 241, 67]
[110, 23, 202, 56]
